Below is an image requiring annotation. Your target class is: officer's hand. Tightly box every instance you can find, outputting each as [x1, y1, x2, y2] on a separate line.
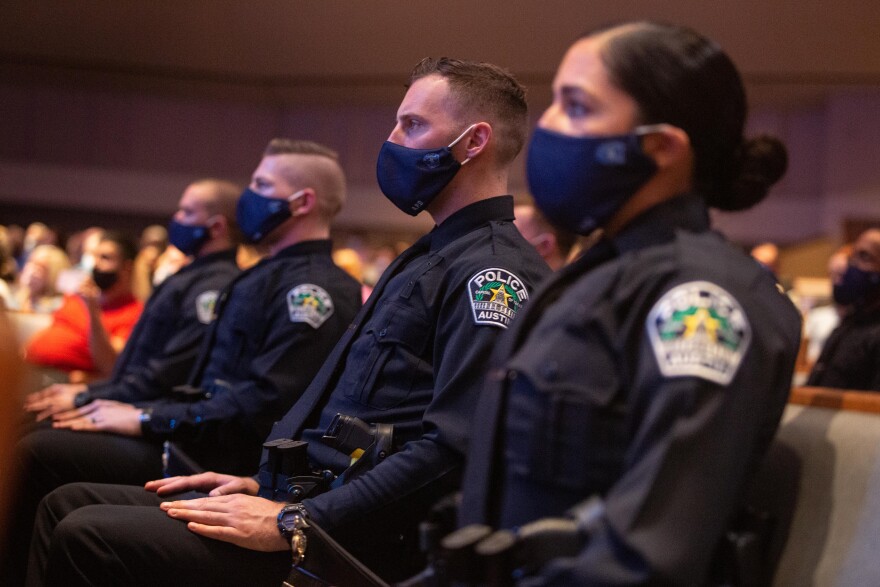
[146, 473, 260, 497]
[51, 399, 142, 436]
[24, 383, 88, 421]
[160, 494, 289, 552]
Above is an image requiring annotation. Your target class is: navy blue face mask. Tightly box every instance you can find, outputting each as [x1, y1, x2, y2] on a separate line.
[526, 125, 665, 235]
[833, 264, 880, 307]
[376, 124, 476, 216]
[168, 219, 210, 256]
[236, 188, 304, 243]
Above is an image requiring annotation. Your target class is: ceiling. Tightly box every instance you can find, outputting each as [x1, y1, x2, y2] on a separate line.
[3, 1, 880, 107]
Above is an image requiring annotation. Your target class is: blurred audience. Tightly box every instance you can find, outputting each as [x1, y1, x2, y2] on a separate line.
[808, 228, 880, 391]
[11, 245, 70, 313]
[24, 231, 143, 381]
[17, 223, 59, 267]
[132, 224, 170, 301]
[332, 246, 373, 302]
[802, 244, 852, 368]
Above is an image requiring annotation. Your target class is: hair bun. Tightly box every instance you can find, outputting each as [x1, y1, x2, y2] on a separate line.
[713, 135, 788, 211]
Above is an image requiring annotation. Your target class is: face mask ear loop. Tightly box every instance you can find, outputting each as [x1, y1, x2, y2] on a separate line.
[287, 189, 307, 216]
[449, 123, 479, 166]
[634, 123, 674, 137]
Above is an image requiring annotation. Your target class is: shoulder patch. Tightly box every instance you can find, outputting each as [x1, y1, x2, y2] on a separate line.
[287, 284, 334, 329]
[468, 267, 529, 329]
[195, 290, 219, 324]
[646, 281, 751, 386]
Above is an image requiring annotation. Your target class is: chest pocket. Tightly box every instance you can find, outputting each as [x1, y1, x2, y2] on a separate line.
[503, 325, 628, 494]
[220, 295, 266, 373]
[345, 301, 432, 410]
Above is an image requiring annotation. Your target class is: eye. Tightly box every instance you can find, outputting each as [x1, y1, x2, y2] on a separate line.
[564, 98, 590, 118]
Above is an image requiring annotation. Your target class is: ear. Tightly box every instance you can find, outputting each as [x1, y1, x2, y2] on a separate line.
[290, 188, 317, 217]
[208, 214, 228, 239]
[640, 125, 691, 170]
[464, 122, 493, 160]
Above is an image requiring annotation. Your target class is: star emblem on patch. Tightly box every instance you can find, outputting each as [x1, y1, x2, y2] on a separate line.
[467, 267, 529, 329]
[195, 290, 219, 324]
[287, 284, 334, 329]
[646, 281, 751, 386]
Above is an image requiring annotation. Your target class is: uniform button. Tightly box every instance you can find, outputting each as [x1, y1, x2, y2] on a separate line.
[379, 329, 387, 337]
[506, 369, 518, 381]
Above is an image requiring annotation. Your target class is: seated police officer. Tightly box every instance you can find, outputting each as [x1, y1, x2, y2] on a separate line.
[444, 22, 800, 586]
[24, 178, 242, 421]
[18, 139, 363, 587]
[4, 179, 242, 582]
[27, 57, 551, 587]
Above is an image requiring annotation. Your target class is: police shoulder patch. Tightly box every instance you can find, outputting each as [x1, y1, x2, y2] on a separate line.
[287, 284, 334, 329]
[467, 267, 529, 329]
[195, 290, 219, 324]
[646, 281, 751, 386]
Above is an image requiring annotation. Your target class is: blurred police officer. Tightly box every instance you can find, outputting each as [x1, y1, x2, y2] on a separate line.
[20, 139, 363, 587]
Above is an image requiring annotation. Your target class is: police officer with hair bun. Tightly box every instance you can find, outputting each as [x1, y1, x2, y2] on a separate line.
[456, 21, 802, 585]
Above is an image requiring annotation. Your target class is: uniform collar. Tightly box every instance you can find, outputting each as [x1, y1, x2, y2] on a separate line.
[428, 195, 514, 252]
[187, 248, 237, 271]
[611, 193, 711, 256]
[271, 239, 333, 260]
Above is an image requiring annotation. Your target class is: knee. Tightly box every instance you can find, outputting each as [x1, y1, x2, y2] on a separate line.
[46, 506, 114, 583]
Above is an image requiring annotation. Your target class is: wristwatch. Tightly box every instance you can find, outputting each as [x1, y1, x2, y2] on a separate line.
[277, 503, 309, 566]
[138, 408, 153, 433]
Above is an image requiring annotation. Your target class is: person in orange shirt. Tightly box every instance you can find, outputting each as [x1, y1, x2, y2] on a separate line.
[25, 231, 143, 380]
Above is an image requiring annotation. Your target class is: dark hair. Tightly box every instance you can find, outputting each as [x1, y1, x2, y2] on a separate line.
[100, 230, 138, 262]
[589, 21, 788, 211]
[409, 57, 529, 166]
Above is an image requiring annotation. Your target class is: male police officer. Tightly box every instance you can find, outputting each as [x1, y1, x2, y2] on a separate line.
[6, 179, 242, 583]
[29, 58, 551, 586]
[20, 139, 363, 586]
[25, 178, 242, 420]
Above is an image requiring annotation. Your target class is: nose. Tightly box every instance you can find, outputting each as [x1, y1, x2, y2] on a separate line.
[537, 102, 562, 131]
[387, 124, 404, 145]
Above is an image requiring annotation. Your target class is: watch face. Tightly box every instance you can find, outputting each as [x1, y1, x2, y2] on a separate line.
[278, 504, 308, 535]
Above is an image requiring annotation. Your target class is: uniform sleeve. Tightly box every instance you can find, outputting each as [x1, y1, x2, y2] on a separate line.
[302, 274, 512, 529]
[142, 284, 344, 445]
[526, 285, 798, 586]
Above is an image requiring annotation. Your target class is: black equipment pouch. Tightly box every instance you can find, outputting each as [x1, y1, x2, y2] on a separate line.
[403, 496, 602, 586]
[257, 439, 334, 502]
[322, 413, 395, 487]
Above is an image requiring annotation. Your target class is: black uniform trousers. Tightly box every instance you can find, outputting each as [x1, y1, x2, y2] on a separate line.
[28, 483, 290, 587]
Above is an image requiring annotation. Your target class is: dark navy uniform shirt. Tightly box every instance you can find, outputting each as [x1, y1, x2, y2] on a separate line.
[85, 249, 240, 404]
[261, 196, 551, 533]
[460, 195, 802, 586]
[808, 303, 880, 391]
[142, 239, 362, 474]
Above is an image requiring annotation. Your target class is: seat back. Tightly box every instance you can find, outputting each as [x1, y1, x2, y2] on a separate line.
[761, 387, 880, 586]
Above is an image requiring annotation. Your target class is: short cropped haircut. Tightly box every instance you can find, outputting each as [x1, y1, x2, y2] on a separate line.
[100, 230, 138, 262]
[262, 139, 347, 221]
[409, 57, 529, 166]
[191, 178, 243, 244]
